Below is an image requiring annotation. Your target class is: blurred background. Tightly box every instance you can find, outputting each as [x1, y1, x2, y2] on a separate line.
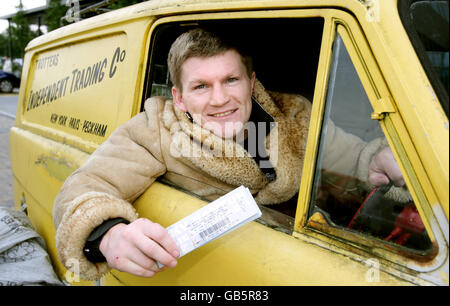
[0, 0, 146, 81]
[0, 1, 148, 208]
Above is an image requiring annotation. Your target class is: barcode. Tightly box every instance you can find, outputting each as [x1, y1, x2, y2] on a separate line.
[199, 218, 230, 240]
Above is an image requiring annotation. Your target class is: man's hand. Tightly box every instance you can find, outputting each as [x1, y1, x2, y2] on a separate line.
[368, 146, 405, 187]
[99, 218, 180, 278]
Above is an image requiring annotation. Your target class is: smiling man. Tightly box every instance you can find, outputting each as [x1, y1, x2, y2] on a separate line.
[53, 28, 405, 281]
[171, 48, 255, 138]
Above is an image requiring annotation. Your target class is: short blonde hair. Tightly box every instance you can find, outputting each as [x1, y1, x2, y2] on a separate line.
[167, 28, 253, 90]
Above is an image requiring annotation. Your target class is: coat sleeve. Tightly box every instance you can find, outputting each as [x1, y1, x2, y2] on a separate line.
[321, 120, 411, 202]
[321, 120, 383, 179]
[53, 98, 166, 281]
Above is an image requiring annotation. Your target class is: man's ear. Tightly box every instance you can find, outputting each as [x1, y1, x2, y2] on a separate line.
[172, 86, 187, 112]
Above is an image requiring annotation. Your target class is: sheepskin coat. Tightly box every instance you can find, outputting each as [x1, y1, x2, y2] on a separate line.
[52, 80, 388, 280]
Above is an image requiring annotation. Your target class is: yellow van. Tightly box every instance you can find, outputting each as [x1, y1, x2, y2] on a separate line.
[10, 0, 448, 286]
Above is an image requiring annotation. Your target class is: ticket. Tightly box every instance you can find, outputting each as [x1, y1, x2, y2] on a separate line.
[157, 186, 261, 268]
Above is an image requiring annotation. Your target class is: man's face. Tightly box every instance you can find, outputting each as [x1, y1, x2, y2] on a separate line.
[172, 49, 255, 138]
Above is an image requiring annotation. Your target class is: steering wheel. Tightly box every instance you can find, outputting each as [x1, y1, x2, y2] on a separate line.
[347, 183, 428, 248]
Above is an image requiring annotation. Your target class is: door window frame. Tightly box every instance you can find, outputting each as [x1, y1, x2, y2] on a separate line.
[294, 10, 447, 272]
[142, 9, 330, 235]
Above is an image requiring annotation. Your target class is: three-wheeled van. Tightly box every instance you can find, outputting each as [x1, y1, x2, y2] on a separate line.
[10, 0, 449, 285]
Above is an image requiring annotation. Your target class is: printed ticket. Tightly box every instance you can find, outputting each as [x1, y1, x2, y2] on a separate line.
[157, 186, 261, 268]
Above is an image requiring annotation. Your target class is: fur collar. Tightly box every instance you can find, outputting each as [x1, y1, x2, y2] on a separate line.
[161, 80, 311, 204]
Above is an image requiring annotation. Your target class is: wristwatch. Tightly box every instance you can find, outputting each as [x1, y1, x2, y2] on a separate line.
[83, 218, 130, 263]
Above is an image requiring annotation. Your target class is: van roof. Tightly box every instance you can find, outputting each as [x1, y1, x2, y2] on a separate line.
[26, 0, 396, 51]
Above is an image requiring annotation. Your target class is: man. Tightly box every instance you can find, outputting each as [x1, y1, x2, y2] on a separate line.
[53, 28, 404, 280]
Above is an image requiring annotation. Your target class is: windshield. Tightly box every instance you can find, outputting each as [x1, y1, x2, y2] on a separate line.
[399, 0, 449, 116]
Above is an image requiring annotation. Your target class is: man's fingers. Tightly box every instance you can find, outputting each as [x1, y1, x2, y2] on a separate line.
[135, 236, 178, 268]
[369, 146, 405, 187]
[143, 220, 180, 257]
[133, 219, 179, 267]
[111, 255, 156, 278]
[125, 247, 165, 273]
[386, 172, 405, 187]
[368, 172, 390, 187]
[379, 149, 403, 185]
[382, 160, 404, 187]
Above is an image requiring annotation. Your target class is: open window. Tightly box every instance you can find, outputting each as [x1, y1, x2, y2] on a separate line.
[144, 17, 324, 102]
[143, 15, 324, 234]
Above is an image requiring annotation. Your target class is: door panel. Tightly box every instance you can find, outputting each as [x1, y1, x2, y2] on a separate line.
[101, 182, 409, 285]
[9, 127, 93, 285]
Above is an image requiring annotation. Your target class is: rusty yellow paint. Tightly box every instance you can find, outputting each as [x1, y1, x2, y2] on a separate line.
[11, 177, 94, 286]
[35, 155, 76, 182]
[10, 127, 89, 217]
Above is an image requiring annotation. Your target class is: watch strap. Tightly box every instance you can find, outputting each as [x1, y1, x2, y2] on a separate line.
[83, 217, 130, 263]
